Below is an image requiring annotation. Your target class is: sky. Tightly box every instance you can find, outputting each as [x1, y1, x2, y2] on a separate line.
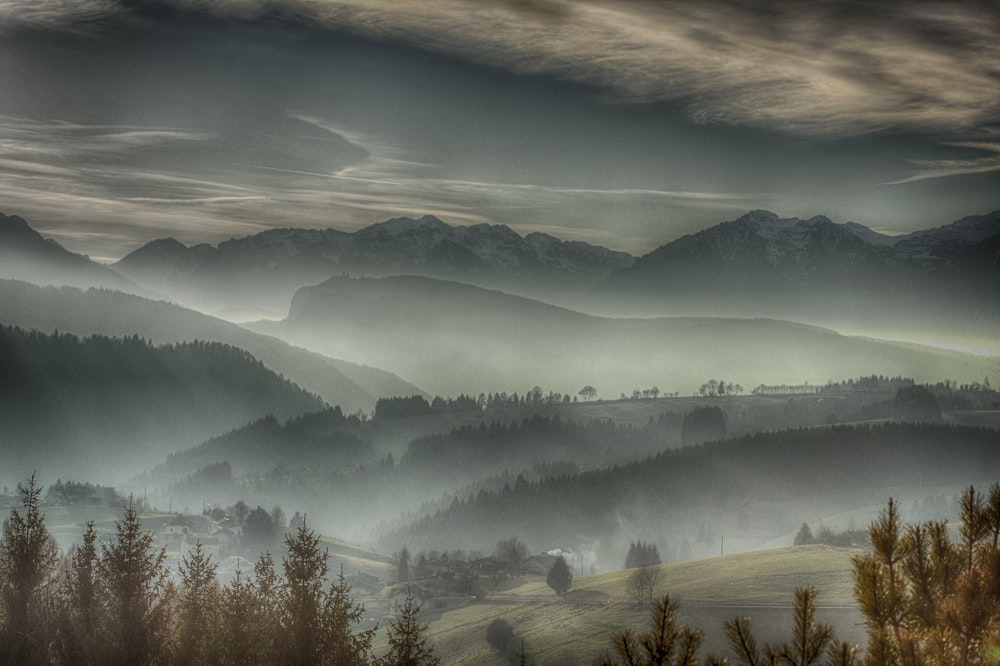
[0, 0, 998, 261]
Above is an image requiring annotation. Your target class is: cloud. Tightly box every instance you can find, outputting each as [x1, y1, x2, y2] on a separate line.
[5, 1, 996, 138]
[887, 141, 1000, 184]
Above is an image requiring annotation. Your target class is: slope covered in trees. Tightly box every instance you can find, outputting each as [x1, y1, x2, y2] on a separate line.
[381, 423, 1000, 560]
[0, 326, 325, 482]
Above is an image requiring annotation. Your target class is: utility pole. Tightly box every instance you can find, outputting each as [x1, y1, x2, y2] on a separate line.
[720, 535, 724, 557]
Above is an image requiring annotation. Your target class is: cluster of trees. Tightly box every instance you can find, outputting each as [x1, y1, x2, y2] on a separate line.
[794, 523, 870, 549]
[893, 385, 943, 423]
[624, 541, 661, 569]
[0, 477, 440, 665]
[619, 387, 676, 400]
[45, 479, 123, 506]
[697, 379, 743, 397]
[375, 385, 598, 420]
[820, 375, 915, 393]
[680, 405, 727, 445]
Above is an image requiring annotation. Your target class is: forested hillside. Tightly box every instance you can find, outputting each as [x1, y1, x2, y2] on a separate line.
[0, 326, 325, 482]
[381, 423, 1000, 561]
[0, 279, 423, 412]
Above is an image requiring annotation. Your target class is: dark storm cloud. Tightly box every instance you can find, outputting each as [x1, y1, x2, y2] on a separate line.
[3, 0, 997, 139]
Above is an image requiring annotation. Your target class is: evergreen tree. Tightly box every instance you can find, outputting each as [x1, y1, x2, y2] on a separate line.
[795, 523, 815, 546]
[322, 567, 376, 666]
[55, 521, 101, 665]
[380, 587, 440, 666]
[176, 542, 220, 664]
[0, 473, 59, 664]
[398, 546, 411, 583]
[281, 523, 330, 665]
[218, 565, 264, 666]
[546, 556, 573, 596]
[97, 501, 171, 665]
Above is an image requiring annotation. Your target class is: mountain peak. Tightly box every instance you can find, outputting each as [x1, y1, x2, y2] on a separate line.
[363, 215, 451, 236]
[0, 212, 32, 234]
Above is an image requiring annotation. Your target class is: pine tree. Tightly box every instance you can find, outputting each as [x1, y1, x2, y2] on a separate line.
[546, 555, 573, 596]
[55, 520, 101, 664]
[380, 587, 440, 666]
[595, 594, 723, 666]
[724, 586, 859, 666]
[322, 567, 376, 666]
[0, 473, 59, 664]
[398, 546, 411, 583]
[97, 501, 171, 665]
[281, 523, 330, 665]
[852, 485, 1000, 666]
[218, 565, 262, 666]
[176, 542, 220, 664]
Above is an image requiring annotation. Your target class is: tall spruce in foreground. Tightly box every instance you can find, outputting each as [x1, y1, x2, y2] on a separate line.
[853, 484, 1000, 666]
[56, 520, 101, 664]
[97, 501, 172, 665]
[380, 587, 440, 666]
[176, 542, 220, 664]
[0, 474, 58, 664]
[280, 520, 377, 665]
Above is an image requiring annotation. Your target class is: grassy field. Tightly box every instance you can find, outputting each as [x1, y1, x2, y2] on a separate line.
[377, 545, 865, 665]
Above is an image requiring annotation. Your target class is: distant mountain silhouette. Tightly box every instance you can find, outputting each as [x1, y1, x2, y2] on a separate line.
[596, 209, 1000, 340]
[0, 325, 327, 482]
[114, 215, 634, 317]
[0, 211, 141, 293]
[252, 274, 1000, 397]
[604, 209, 999, 286]
[0, 279, 424, 412]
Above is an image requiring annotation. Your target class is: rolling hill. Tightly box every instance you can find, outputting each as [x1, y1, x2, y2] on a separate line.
[372, 544, 864, 665]
[253, 274, 1000, 398]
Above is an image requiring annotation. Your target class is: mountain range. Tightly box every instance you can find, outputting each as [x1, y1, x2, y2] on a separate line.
[109, 208, 1000, 344]
[113, 215, 635, 318]
[0, 212, 142, 294]
[596, 209, 1000, 338]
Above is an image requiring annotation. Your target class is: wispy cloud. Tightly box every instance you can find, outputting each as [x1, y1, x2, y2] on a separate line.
[5, 1, 996, 138]
[0, 110, 756, 257]
[888, 141, 1000, 185]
